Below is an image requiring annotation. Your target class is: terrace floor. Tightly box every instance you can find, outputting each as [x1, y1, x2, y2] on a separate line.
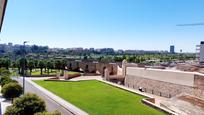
[161, 94, 204, 115]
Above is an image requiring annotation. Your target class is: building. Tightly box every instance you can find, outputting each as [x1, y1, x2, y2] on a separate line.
[170, 45, 175, 54]
[196, 41, 204, 63]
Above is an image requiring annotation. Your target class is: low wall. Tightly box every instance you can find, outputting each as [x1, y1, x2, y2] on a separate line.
[124, 67, 204, 98]
[125, 75, 204, 99]
[126, 67, 195, 87]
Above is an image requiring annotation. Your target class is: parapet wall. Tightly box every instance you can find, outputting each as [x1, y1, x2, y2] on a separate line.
[124, 66, 204, 98]
[126, 67, 195, 87]
[125, 75, 204, 98]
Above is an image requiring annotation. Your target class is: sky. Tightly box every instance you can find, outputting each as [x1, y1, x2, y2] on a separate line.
[1, 0, 204, 52]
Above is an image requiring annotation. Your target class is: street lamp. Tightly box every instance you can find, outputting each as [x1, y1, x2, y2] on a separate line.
[23, 41, 28, 94]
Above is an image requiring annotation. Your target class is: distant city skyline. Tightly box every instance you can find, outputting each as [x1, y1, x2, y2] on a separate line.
[0, 0, 204, 52]
[0, 42, 169, 52]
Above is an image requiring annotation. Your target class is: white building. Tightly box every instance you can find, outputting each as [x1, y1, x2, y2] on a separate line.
[196, 41, 204, 63]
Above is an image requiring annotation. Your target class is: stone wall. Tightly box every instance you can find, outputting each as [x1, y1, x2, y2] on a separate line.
[194, 75, 204, 90]
[65, 60, 118, 75]
[125, 75, 204, 98]
[122, 60, 204, 99]
[126, 67, 195, 87]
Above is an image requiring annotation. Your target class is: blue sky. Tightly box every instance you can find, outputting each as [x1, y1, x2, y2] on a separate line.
[1, 0, 204, 52]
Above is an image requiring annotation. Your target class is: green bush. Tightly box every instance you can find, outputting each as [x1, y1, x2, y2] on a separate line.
[0, 68, 11, 76]
[4, 93, 46, 115]
[35, 110, 61, 115]
[0, 68, 12, 86]
[0, 76, 17, 86]
[1, 82, 23, 100]
[4, 106, 19, 115]
[0, 76, 11, 86]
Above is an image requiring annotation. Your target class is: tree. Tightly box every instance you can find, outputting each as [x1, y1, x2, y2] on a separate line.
[34, 59, 39, 69]
[54, 60, 61, 71]
[0, 68, 13, 86]
[38, 60, 45, 75]
[16, 58, 21, 74]
[4, 58, 11, 69]
[83, 54, 88, 61]
[0, 58, 11, 69]
[60, 59, 67, 76]
[11, 61, 17, 70]
[4, 93, 46, 115]
[28, 60, 35, 75]
[0, 76, 14, 86]
[0, 68, 11, 77]
[18, 58, 27, 75]
[46, 60, 54, 75]
[1, 82, 23, 101]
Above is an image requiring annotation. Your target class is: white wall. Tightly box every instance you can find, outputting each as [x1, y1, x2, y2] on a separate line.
[126, 67, 195, 87]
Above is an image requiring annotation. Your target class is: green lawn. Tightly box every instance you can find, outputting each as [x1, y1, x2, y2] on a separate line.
[34, 80, 166, 115]
[29, 69, 80, 76]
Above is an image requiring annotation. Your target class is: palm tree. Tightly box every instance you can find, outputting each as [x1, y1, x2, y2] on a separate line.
[60, 59, 67, 76]
[4, 58, 11, 70]
[28, 60, 35, 75]
[17, 58, 27, 75]
[33, 60, 38, 71]
[38, 60, 45, 75]
[0, 58, 11, 70]
[46, 60, 54, 75]
[16, 59, 21, 74]
[54, 60, 61, 71]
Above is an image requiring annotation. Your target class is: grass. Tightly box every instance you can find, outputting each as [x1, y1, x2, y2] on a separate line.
[34, 80, 166, 115]
[30, 69, 80, 76]
[31, 69, 57, 76]
[64, 71, 80, 75]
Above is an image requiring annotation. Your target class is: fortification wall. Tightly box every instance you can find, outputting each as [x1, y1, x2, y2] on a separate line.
[126, 67, 195, 87]
[70, 61, 79, 70]
[125, 75, 204, 98]
[88, 63, 97, 73]
[124, 67, 204, 98]
[65, 60, 118, 75]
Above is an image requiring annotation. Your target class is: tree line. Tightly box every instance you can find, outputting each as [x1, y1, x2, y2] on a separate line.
[0, 57, 68, 76]
[0, 53, 195, 74]
[99, 53, 195, 63]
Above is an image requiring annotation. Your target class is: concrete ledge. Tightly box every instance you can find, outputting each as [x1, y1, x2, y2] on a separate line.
[142, 99, 177, 115]
[27, 79, 89, 115]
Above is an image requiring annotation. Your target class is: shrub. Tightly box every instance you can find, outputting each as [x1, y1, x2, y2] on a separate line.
[0, 68, 13, 87]
[4, 93, 46, 115]
[35, 110, 61, 115]
[0, 76, 17, 87]
[4, 106, 19, 115]
[1, 82, 23, 100]
[0, 68, 11, 76]
[0, 76, 12, 86]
